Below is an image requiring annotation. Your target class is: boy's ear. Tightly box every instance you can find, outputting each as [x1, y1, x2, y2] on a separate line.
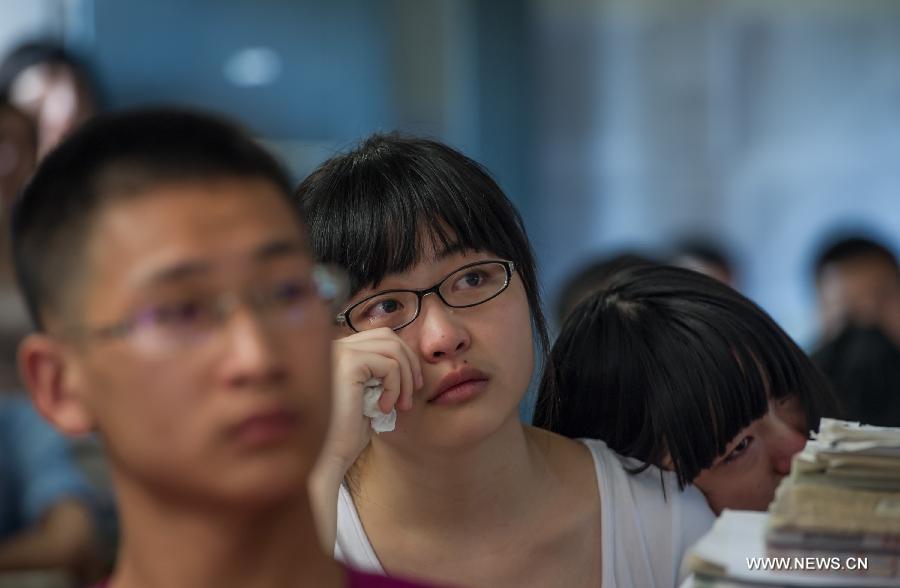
[18, 333, 96, 435]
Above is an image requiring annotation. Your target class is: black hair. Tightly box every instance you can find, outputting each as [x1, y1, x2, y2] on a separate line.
[296, 132, 549, 353]
[534, 263, 838, 489]
[813, 235, 899, 283]
[556, 252, 655, 325]
[12, 107, 296, 331]
[812, 325, 900, 427]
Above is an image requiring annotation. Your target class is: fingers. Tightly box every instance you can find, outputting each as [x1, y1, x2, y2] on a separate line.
[348, 351, 403, 414]
[334, 328, 421, 412]
[338, 341, 409, 412]
[351, 328, 423, 389]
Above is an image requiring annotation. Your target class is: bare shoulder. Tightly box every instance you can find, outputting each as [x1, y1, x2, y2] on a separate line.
[523, 426, 603, 585]
[525, 426, 599, 505]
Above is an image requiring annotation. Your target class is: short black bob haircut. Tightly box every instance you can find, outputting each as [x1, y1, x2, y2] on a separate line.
[534, 263, 838, 489]
[296, 133, 549, 353]
[813, 235, 899, 283]
[12, 107, 296, 331]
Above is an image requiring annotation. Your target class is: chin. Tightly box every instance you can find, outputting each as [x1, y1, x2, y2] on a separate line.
[216, 456, 313, 505]
[411, 403, 520, 451]
[220, 470, 309, 509]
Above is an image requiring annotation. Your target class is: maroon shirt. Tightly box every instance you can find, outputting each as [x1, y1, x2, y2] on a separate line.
[348, 567, 443, 587]
[93, 565, 444, 587]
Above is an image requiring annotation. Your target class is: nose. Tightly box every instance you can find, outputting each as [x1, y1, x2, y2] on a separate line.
[767, 417, 807, 476]
[414, 294, 471, 363]
[217, 305, 286, 388]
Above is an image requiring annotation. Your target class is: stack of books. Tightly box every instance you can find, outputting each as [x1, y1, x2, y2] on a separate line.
[767, 418, 900, 579]
[686, 419, 900, 587]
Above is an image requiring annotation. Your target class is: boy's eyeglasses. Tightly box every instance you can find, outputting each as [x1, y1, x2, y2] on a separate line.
[66, 264, 347, 354]
[336, 260, 515, 333]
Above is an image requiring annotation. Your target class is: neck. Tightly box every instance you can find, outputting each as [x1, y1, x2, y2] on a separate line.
[356, 415, 554, 536]
[109, 473, 342, 588]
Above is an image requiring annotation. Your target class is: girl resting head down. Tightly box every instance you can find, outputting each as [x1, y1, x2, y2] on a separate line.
[534, 263, 839, 514]
[299, 134, 715, 588]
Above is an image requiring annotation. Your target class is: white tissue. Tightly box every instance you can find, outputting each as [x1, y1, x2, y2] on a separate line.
[361, 378, 396, 433]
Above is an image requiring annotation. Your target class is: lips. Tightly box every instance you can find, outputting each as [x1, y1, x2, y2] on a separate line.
[429, 367, 490, 404]
[229, 408, 299, 446]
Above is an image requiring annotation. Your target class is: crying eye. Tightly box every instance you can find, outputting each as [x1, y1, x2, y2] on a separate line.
[364, 299, 403, 318]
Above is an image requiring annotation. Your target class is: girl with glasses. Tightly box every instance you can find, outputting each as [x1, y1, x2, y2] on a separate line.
[301, 134, 714, 588]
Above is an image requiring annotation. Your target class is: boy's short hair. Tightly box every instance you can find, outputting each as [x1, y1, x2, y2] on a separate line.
[12, 108, 297, 331]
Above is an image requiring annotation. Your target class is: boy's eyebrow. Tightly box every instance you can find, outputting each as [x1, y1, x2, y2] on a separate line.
[253, 239, 310, 260]
[140, 238, 310, 287]
[143, 260, 212, 286]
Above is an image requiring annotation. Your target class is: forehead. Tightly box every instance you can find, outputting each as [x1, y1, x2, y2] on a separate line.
[81, 178, 306, 291]
[353, 247, 497, 302]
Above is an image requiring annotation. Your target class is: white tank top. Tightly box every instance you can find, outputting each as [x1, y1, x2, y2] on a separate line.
[334, 438, 715, 587]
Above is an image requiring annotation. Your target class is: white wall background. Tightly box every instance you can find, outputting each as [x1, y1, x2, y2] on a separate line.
[533, 0, 900, 345]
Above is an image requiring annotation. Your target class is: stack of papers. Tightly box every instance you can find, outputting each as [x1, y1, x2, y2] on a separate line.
[766, 419, 900, 580]
[688, 510, 897, 586]
[687, 419, 900, 586]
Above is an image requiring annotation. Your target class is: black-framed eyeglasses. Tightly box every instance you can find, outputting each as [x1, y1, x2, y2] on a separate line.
[65, 264, 348, 355]
[336, 259, 516, 333]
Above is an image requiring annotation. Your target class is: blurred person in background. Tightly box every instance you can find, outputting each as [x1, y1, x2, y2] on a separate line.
[0, 99, 102, 587]
[812, 235, 900, 348]
[0, 41, 100, 159]
[0, 394, 100, 581]
[812, 325, 900, 427]
[670, 237, 737, 289]
[0, 99, 36, 215]
[811, 234, 900, 426]
[0, 98, 37, 390]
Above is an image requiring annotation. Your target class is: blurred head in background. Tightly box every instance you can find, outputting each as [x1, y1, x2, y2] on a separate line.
[0, 99, 38, 390]
[555, 252, 655, 326]
[0, 41, 100, 159]
[0, 99, 36, 217]
[670, 238, 736, 289]
[813, 235, 900, 348]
